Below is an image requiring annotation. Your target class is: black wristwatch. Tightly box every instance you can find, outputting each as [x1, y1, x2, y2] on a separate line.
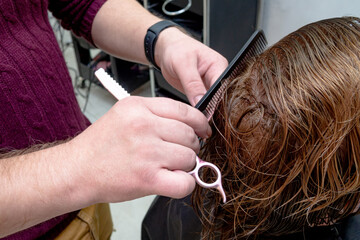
[144, 20, 179, 71]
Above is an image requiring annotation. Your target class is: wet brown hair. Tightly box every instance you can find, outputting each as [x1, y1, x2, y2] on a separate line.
[192, 17, 360, 239]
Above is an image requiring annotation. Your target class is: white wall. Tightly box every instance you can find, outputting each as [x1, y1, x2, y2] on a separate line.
[260, 0, 360, 45]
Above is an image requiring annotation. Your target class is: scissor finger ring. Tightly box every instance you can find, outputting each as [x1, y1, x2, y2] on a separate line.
[188, 156, 226, 203]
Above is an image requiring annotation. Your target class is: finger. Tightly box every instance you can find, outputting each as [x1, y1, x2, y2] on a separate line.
[174, 57, 208, 106]
[203, 58, 229, 88]
[158, 142, 197, 171]
[144, 97, 211, 138]
[154, 118, 200, 153]
[154, 169, 196, 199]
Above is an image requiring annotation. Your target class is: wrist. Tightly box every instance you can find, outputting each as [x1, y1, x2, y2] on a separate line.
[59, 139, 98, 207]
[155, 27, 186, 70]
[144, 20, 183, 70]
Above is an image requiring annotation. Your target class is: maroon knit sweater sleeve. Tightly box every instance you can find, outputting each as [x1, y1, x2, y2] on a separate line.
[48, 0, 107, 44]
[0, 0, 108, 239]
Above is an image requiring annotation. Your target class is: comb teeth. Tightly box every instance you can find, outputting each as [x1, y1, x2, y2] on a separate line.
[204, 79, 229, 120]
[228, 35, 267, 79]
[203, 31, 267, 120]
[95, 68, 130, 100]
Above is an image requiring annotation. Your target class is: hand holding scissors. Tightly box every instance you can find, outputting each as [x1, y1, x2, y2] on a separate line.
[95, 68, 226, 203]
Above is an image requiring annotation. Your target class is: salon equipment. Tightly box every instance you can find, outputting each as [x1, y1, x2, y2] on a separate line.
[162, 0, 192, 16]
[188, 156, 226, 203]
[94, 68, 226, 202]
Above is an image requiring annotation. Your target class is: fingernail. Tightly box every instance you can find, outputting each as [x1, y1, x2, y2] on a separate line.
[194, 95, 203, 105]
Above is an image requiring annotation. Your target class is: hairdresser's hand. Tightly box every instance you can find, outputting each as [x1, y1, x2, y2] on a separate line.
[71, 96, 211, 203]
[155, 27, 228, 106]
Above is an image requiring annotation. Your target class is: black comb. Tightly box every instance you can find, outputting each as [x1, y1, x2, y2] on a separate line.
[195, 30, 267, 120]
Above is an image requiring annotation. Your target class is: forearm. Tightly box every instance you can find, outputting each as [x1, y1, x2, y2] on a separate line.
[0, 141, 92, 237]
[91, 0, 161, 64]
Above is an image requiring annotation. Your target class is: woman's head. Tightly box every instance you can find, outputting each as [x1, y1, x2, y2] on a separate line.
[193, 17, 360, 239]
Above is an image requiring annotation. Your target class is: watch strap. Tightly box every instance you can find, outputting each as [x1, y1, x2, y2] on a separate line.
[144, 20, 179, 71]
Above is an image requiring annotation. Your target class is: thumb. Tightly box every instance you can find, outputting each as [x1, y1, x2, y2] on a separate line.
[154, 170, 196, 198]
[176, 64, 207, 106]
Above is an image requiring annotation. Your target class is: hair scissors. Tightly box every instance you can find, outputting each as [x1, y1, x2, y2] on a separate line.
[188, 156, 226, 203]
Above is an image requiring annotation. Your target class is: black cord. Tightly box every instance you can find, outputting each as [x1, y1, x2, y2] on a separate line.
[82, 80, 92, 112]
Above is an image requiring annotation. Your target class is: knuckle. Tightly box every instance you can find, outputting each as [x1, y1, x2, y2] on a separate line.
[127, 95, 143, 104]
[114, 97, 143, 116]
[182, 126, 200, 152]
[136, 142, 151, 156]
[136, 149, 160, 181]
[128, 117, 150, 132]
[120, 98, 154, 132]
[193, 137, 200, 153]
[184, 150, 197, 170]
[184, 125, 196, 139]
[176, 102, 190, 119]
[190, 150, 197, 164]
[140, 166, 157, 187]
[186, 78, 201, 88]
[117, 96, 141, 107]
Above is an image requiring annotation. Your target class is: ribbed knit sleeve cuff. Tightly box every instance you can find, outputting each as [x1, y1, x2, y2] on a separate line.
[48, 0, 108, 46]
[78, 0, 107, 45]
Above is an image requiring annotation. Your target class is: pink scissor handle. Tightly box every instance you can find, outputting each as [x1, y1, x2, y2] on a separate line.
[188, 156, 227, 203]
